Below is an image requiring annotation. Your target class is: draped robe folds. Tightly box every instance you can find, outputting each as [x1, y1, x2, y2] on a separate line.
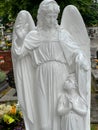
[58, 94, 87, 130]
[12, 28, 89, 130]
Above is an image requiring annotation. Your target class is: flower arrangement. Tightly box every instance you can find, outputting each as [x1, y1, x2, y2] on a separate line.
[6, 42, 12, 49]
[0, 103, 25, 130]
[0, 41, 12, 51]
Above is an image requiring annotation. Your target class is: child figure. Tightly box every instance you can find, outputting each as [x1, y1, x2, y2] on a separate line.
[57, 73, 87, 130]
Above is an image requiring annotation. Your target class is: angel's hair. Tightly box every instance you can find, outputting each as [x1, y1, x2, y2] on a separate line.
[38, 0, 60, 15]
[37, 0, 60, 29]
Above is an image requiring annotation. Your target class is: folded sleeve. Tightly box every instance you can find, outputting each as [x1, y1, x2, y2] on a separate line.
[12, 30, 40, 59]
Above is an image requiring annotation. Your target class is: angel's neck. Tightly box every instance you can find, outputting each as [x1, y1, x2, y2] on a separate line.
[39, 25, 59, 33]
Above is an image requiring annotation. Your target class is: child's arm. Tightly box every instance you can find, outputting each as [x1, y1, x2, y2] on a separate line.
[57, 95, 72, 116]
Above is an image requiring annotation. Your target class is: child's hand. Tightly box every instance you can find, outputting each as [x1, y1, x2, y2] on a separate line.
[69, 98, 73, 104]
[69, 99, 75, 109]
[72, 102, 78, 110]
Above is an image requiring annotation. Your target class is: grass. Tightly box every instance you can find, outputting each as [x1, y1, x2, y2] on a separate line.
[91, 124, 98, 130]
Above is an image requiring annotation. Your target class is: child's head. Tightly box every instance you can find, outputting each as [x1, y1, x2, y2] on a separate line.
[64, 73, 77, 92]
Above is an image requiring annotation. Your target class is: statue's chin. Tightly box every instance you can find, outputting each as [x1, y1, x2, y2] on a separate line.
[45, 23, 57, 29]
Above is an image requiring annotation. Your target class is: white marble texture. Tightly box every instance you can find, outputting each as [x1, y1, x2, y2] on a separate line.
[12, 0, 91, 130]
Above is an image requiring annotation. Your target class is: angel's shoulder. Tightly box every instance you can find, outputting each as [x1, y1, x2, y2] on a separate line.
[59, 27, 67, 33]
[26, 29, 39, 39]
[58, 26, 72, 40]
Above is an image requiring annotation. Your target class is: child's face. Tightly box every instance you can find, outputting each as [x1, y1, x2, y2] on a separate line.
[64, 78, 75, 91]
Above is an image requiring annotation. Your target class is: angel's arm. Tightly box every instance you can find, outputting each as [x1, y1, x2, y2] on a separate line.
[12, 41, 28, 59]
[12, 10, 39, 58]
[74, 49, 90, 71]
[60, 31, 90, 72]
[12, 31, 40, 59]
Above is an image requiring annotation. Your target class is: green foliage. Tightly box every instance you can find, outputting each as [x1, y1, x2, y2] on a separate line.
[0, 71, 6, 83]
[91, 124, 98, 130]
[0, 0, 97, 26]
[80, 2, 98, 26]
[58, 0, 94, 26]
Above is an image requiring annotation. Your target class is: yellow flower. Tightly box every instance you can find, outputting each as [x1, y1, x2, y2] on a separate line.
[94, 59, 98, 62]
[3, 114, 15, 124]
[6, 43, 12, 46]
[10, 105, 16, 114]
[0, 103, 23, 125]
[19, 111, 23, 118]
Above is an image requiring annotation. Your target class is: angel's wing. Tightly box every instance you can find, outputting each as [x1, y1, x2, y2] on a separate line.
[61, 5, 90, 59]
[61, 5, 90, 99]
[11, 10, 36, 127]
[61, 5, 90, 130]
[12, 10, 35, 47]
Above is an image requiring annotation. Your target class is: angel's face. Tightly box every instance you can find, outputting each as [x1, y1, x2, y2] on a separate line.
[44, 13, 58, 28]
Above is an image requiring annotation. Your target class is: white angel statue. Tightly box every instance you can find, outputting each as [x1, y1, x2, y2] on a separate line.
[11, 0, 91, 130]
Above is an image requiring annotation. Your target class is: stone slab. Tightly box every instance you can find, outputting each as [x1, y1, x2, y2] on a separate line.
[0, 88, 17, 103]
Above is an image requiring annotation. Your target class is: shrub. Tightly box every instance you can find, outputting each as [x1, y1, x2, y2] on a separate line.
[0, 71, 6, 83]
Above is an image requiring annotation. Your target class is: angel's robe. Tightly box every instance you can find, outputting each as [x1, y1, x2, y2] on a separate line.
[12, 28, 89, 130]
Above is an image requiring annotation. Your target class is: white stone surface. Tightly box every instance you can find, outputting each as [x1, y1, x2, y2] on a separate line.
[12, 0, 91, 130]
[57, 74, 87, 130]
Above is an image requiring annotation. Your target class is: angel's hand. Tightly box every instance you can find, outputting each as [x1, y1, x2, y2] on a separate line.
[24, 23, 29, 32]
[76, 53, 90, 71]
[80, 61, 90, 71]
[15, 23, 29, 40]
